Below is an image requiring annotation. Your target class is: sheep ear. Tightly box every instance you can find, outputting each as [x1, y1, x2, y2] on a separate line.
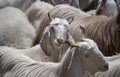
[40, 27, 51, 56]
[48, 12, 53, 21]
[67, 32, 75, 46]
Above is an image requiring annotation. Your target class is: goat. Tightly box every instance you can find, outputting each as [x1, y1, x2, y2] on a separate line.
[20, 17, 75, 62]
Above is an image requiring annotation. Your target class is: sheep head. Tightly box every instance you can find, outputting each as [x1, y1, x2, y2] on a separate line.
[48, 18, 74, 47]
[73, 38, 109, 74]
[40, 16, 75, 58]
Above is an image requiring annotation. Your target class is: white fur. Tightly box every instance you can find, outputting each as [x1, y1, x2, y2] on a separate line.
[0, 7, 36, 49]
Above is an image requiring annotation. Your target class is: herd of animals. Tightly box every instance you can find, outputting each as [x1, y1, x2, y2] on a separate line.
[0, 0, 120, 77]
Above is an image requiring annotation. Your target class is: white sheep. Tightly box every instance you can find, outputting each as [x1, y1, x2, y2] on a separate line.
[25, 0, 54, 45]
[20, 18, 74, 61]
[20, 17, 75, 62]
[0, 38, 109, 77]
[0, 7, 36, 49]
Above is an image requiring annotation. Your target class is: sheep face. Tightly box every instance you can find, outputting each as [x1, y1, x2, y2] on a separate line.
[41, 17, 75, 58]
[96, 0, 118, 17]
[75, 39, 109, 74]
[48, 18, 70, 48]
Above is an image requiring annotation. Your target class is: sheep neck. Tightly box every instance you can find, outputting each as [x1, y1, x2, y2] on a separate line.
[58, 48, 83, 77]
[66, 51, 84, 77]
[58, 47, 74, 77]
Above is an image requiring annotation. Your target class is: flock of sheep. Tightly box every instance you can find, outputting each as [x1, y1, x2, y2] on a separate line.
[0, 0, 120, 77]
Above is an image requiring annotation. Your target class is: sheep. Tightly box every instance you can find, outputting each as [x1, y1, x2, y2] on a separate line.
[40, 0, 80, 8]
[0, 7, 36, 49]
[96, 0, 118, 17]
[0, 38, 109, 77]
[39, 4, 120, 56]
[20, 17, 75, 62]
[64, 39, 109, 77]
[0, 0, 37, 12]
[25, 0, 53, 34]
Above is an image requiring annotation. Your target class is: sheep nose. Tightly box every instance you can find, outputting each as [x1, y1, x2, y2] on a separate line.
[57, 38, 64, 44]
[104, 63, 109, 71]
